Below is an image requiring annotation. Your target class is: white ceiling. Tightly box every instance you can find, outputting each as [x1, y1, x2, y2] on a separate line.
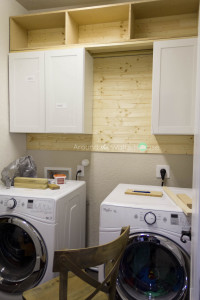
[15, 0, 133, 11]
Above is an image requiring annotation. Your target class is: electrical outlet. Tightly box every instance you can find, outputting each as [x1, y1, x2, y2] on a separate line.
[156, 165, 170, 178]
[77, 165, 84, 177]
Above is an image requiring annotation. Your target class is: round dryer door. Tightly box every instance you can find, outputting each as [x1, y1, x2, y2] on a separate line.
[117, 233, 189, 300]
[0, 216, 47, 294]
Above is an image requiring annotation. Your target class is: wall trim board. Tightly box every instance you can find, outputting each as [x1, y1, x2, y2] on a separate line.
[27, 52, 194, 155]
[26, 134, 193, 154]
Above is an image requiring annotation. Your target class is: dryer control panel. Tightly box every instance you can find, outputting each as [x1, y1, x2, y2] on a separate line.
[0, 195, 55, 221]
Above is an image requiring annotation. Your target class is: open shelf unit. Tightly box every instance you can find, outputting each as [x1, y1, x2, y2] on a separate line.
[10, 0, 199, 52]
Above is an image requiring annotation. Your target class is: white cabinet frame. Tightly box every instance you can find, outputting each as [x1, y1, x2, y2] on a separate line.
[9, 51, 45, 133]
[152, 38, 197, 135]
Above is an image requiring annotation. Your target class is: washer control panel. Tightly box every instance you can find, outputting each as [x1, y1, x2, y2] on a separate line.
[101, 205, 191, 233]
[0, 195, 55, 221]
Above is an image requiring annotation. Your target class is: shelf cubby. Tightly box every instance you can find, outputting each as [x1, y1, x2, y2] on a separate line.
[65, 4, 130, 45]
[10, 11, 66, 51]
[130, 0, 198, 40]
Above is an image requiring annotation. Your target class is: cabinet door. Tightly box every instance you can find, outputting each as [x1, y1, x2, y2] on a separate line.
[152, 38, 197, 135]
[9, 52, 45, 132]
[45, 49, 85, 133]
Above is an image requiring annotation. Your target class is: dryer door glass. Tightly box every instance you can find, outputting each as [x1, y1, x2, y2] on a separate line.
[0, 217, 47, 294]
[117, 233, 189, 300]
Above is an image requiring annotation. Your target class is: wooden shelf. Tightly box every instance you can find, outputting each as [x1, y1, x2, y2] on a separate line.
[85, 39, 154, 54]
[85, 35, 197, 55]
[9, 36, 197, 56]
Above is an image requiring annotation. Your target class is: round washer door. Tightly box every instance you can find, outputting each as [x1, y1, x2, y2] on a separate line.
[0, 216, 47, 294]
[117, 233, 189, 300]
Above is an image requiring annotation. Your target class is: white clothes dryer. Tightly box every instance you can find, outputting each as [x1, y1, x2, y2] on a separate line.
[99, 184, 192, 300]
[0, 180, 86, 300]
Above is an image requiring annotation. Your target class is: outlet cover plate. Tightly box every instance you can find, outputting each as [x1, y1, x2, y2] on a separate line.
[156, 165, 170, 178]
[77, 165, 84, 177]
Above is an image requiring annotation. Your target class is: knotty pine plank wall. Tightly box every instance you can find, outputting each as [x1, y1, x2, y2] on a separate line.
[27, 51, 193, 154]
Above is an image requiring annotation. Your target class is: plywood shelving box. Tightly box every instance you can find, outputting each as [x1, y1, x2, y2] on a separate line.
[10, 11, 66, 51]
[65, 3, 130, 45]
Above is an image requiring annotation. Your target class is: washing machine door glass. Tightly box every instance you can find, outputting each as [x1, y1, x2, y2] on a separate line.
[117, 233, 189, 300]
[0, 216, 47, 294]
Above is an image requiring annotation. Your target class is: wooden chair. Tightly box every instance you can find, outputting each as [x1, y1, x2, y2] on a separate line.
[23, 226, 130, 300]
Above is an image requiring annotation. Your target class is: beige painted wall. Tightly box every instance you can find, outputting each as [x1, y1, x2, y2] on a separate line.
[27, 149, 193, 246]
[0, 0, 27, 173]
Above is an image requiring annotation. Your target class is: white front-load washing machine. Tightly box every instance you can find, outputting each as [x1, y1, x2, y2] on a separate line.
[99, 184, 192, 300]
[0, 180, 86, 300]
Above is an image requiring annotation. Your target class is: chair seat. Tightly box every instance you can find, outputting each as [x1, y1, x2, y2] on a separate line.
[23, 274, 108, 300]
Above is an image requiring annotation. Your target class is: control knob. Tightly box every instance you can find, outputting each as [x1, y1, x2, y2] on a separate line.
[144, 212, 156, 225]
[7, 198, 17, 209]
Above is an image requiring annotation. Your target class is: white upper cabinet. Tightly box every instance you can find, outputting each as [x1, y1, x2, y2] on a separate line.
[9, 51, 45, 133]
[152, 38, 197, 135]
[45, 49, 93, 133]
[9, 48, 93, 134]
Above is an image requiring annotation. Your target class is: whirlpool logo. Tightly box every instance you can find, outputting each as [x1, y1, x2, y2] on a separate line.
[103, 208, 117, 213]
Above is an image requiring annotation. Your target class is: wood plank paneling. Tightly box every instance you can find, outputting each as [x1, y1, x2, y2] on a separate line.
[78, 21, 129, 44]
[134, 13, 198, 39]
[27, 134, 93, 151]
[27, 51, 194, 154]
[28, 28, 65, 48]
